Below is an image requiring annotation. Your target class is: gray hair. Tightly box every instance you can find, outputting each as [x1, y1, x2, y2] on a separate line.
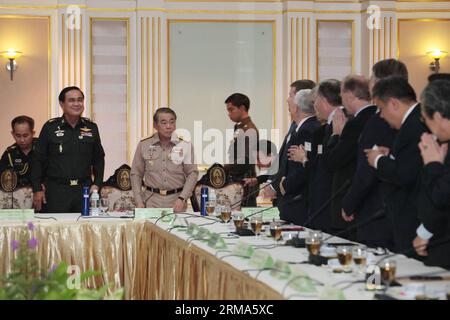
[294, 89, 315, 114]
[421, 79, 450, 119]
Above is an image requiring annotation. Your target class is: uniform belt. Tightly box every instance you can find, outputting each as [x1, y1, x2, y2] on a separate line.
[146, 186, 183, 196]
[47, 177, 91, 186]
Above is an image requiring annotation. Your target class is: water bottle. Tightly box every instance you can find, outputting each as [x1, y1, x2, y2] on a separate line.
[200, 186, 208, 216]
[81, 186, 90, 216]
[90, 189, 100, 216]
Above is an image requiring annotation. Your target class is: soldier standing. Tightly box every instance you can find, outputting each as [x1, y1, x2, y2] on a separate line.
[224, 93, 259, 207]
[130, 108, 198, 212]
[31, 86, 105, 213]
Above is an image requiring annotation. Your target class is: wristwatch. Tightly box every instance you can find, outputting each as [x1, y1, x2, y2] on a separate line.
[178, 196, 186, 202]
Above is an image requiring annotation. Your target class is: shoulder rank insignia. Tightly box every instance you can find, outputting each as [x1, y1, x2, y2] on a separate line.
[141, 133, 155, 142]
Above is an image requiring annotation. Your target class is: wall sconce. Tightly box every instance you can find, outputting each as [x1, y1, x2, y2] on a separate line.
[427, 49, 448, 74]
[1, 49, 22, 81]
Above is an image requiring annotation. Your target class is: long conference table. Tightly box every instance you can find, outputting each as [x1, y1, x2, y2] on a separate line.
[1, 211, 449, 300]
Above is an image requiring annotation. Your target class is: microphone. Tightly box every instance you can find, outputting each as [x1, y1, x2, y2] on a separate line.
[302, 179, 351, 229]
[154, 211, 220, 225]
[243, 193, 304, 222]
[322, 208, 385, 242]
[291, 206, 384, 249]
[229, 175, 282, 209]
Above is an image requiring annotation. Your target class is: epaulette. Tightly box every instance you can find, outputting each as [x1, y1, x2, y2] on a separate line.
[141, 133, 155, 141]
[82, 117, 91, 122]
[48, 117, 59, 123]
[6, 145, 17, 151]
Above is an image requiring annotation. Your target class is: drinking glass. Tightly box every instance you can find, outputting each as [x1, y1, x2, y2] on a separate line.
[446, 284, 450, 300]
[205, 201, 216, 216]
[250, 215, 263, 239]
[100, 198, 110, 215]
[232, 212, 245, 231]
[220, 204, 232, 223]
[269, 221, 282, 241]
[305, 230, 323, 256]
[378, 259, 397, 290]
[337, 246, 353, 272]
[352, 245, 367, 275]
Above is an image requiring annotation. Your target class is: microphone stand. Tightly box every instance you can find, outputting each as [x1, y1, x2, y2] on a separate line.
[302, 179, 351, 229]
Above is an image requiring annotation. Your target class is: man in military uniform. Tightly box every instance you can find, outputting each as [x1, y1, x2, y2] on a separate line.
[130, 107, 198, 212]
[224, 93, 259, 207]
[31, 86, 105, 213]
[0, 116, 37, 187]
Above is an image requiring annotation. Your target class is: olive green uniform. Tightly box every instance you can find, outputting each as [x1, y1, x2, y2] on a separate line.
[31, 116, 105, 213]
[0, 138, 38, 188]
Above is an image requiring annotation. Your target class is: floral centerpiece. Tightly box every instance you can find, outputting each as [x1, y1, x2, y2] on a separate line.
[0, 222, 123, 300]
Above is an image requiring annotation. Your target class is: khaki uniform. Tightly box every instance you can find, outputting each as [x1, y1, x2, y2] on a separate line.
[130, 133, 198, 208]
[224, 116, 259, 207]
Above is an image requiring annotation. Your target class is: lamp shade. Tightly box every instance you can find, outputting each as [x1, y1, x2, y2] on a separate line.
[427, 50, 448, 60]
[0, 49, 23, 60]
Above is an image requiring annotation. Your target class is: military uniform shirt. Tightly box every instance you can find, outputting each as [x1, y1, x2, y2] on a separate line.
[31, 116, 105, 192]
[130, 132, 198, 207]
[0, 138, 38, 187]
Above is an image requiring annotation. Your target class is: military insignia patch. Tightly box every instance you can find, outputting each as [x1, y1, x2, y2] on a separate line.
[0, 169, 18, 192]
[209, 166, 226, 189]
[116, 167, 131, 191]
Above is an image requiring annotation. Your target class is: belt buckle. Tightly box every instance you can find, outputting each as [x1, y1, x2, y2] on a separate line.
[70, 179, 79, 186]
[160, 189, 167, 196]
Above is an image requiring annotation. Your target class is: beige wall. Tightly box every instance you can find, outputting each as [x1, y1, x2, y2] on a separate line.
[0, 17, 49, 152]
[398, 20, 450, 98]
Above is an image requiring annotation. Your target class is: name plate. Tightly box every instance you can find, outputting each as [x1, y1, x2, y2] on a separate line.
[249, 250, 274, 269]
[241, 207, 280, 220]
[207, 233, 227, 250]
[288, 265, 317, 293]
[231, 241, 254, 258]
[134, 208, 172, 220]
[0, 209, 34, 221]
[270, 260, 291, 280]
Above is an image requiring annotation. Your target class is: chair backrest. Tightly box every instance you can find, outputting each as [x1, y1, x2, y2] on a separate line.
[101, 164, 135, 211]
[0, 187, 33, 209]
[190, 163, 244, 212]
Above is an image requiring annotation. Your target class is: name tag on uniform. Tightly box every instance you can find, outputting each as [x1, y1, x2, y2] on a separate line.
[80, 131, 93, 137]
[14, 159, 22, 164]
[305, 141, 312, 152]
[318, 145, 323, 155]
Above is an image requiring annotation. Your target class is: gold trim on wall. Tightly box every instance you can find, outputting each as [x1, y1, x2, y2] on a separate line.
[62, 14, 65, 89]
[158, 17, 162, 108]
[167, 19, 277, 127]
[290, 17, 294, 83]
[147, 17, 151, 134]
[152, 17, 156, 129]
[141, 17, 145, 138]
[316, 19, 354, 82]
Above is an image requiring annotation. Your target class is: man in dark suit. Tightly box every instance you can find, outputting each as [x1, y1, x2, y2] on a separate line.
[414, 80, 450, 268]
[365, 76, 429, 255]
[258, 80, 316, 203]
[275, 89, 321, 225]
[341, 76, 395, 249]
[306, 80, 342, 232]
[321, 76, 381, 240]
